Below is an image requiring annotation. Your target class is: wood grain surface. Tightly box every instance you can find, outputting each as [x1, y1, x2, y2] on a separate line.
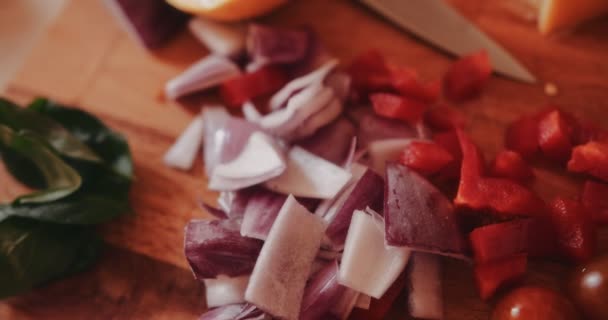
[1, 0, 608, 319]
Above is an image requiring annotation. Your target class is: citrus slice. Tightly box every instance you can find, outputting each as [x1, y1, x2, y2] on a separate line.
[166, 0, 288, 21]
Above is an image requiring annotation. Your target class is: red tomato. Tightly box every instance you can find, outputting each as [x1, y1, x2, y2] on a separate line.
[370, 93, 427, 123]
[569, 256, 608, 320]
[443, 50, 492, 102]
[492, 286, 580, 320]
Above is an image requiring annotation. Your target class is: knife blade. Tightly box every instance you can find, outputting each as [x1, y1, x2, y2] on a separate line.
[360, 0, 536, 83]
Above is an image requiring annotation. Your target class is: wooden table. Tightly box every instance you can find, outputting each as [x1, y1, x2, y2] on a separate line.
[1, 0, 607, 319]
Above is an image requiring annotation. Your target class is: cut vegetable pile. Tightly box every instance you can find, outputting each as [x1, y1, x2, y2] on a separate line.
[154, 17, 608, 320]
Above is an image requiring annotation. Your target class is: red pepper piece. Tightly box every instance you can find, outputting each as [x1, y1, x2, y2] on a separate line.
[370, 93, 427, 123]
[526, 214, 560, 258]
[490, 150, 534, 183]
[433, 130, 462, 179]
[349, 270, 408, 320]
[548, 197, 596, 263]
[399, 141, 455, 176]
[347, 49, 392, 94]
[538, 110, 576, 162]
[505, 115, 541, 159]
[443, 50, 492, 102]
[424, 104, 467, 131]
[474, 254, 527, 300]
[470, 219, 531, 264]
[568, 141, 608, 182]
[220, 66, 288, 107]
[390, 66, 439, 103]
[581, 180, 608, 224]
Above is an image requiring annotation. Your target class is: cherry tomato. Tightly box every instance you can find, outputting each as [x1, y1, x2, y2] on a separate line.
[491, 286, 580, 320]
[569, 256, 608, 320]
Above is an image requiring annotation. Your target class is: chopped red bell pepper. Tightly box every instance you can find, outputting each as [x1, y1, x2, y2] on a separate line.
[347, 49, 392, 94]
[370, 93, 427, 123]
[433, 130, 462, 179]
[390, 66, 439, 103]
[490, 150, 534, 183]
[469, 219, 531, 264]
[525, 214, 560, 258]
[443, 50, 492, 102]
[220, 65, 288, 107]
[548, 197, 596, 263]
[505, 115, 541, 159]
[474, 254, 527, 300]
[538, 110, 576, 162]
[424, 104, 467, 131]
[399, 141, 455, 176]
[348, 270, 408, 320]
[581, 180, 608, 224]
[568, 141, 608, 182]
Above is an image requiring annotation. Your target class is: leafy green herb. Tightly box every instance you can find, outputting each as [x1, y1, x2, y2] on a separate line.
[0, 97, 133, 298]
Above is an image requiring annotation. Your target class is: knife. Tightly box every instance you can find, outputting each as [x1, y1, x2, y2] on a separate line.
[360, 0, 536, 83]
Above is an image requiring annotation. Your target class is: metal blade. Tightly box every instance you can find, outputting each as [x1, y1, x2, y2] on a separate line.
[360, 0, 536, 83]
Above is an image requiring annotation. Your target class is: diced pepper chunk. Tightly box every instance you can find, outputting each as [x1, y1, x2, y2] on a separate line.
[525, 215, 560, 258]
[347, 49, 392, 94]
[443, 50, 492, 102]
[538, 110, 576, 162]
[568, 141, 608, 182]
[581, 180, 608, 224]
[424, 104, 467, 131]
[433, 130, 462, 179]
[490, 150, 534, 183]
[390, 67, 439, 103]
[548, 197, 596, 263]
[399, 141, 455, 176]
[470, 219, 531, 264]
[370, 93, 427, 123]
[220, 65, 288, 107]
[505, 115, 541, 159]
[474, 254, 527, 300]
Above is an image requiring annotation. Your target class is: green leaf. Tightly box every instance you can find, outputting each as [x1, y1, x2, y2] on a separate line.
[0, 217, 101, 298]
[0, 98, 100, 163]
[28, 98, 133, 179]
[0, 125, 82, 204]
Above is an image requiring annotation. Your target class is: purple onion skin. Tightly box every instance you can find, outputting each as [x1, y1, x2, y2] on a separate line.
[300, 261, 346, 320]
[241, 189, 287, 239]
[199, 304, 267, 320]
[384, 163, 468, 256]
[108, 0, 187, 49]
[296, 117, 356, 165]
[356, 112, 418, 148]
[247, 24, 310, 65]
[185, 219, 263, 279]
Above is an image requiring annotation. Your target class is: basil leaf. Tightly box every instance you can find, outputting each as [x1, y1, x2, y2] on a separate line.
[0, 217, 101, 298]
[0, 98, 100, 162]
[28, 98, 133, 179]
[0, 125, 81, 205]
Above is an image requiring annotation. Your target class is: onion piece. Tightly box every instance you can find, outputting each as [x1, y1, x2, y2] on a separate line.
[199, 304, 267, 320]
[269, 60, 339, 111]
[355, 294, 372, 310]
[407, 253, 443, 319]
[199, 200, 229, 220]
[204, 275, 250, 308]
[247, 24, 311, 67]
[265, 147, 352, 199]
[384, 163, 468, 259]
[357, 112, 418, 148]
[164, 113, 205, 170]
[367, 139, 414, 175]
[300, 261, 346, 320]
[210, 132, 286, 191]
[325, 71, 351, 103]
[329, 288, 360, 320]
[315, 163, 368, 219]
[296, 117, 357, 165]
[165, 55, 241, 100]
[240, 189, 287, 240]
[242, 102, 262, 122]
[188, 17, 246, 57]
[217, 190, 252, 220]
[185, 219, 263, 279]
[338, 209, 411, 299]
[103, 0, 187, 49]
[245, 195, 326, 319]
[292, 97, 343, 139]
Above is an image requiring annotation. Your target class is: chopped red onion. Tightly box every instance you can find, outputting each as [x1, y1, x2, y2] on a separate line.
[269, 60, 339, 111]
[199, 200, 229, 220]
[247, 24, 310, 67]
[342, 137, 358, 169]
[300, 261, 346, 320]
[165, 55, 241, 100]
[199, 304, 267, 320]
[296, 117, 357, 165]
[245, 196, 326, 319]
[189, 17, 246, 57]
[164, 113, 205, 170]
[325, 72, 352, 103]
[367, 138, 414, 175]
[292, 97, 343, 138]
[265, 147, 352, 199]
[356, 112, 418, 148]
[329, 288, 360, 320]
[204, 275, 250, 308]
[217, 190, 252, 220]
[407, 253, 443, 319]
[184, 219, 263, 279]
[210, 132, 286, 191]
[384, 163, 468, 259]
[338, 209, 411, 299]
[103, 0, 187, 49]
[315, 163, 368, 219]
[242, 102, 262, 122]
[355, 294, 371, 310]
[240, 189, 287, 240]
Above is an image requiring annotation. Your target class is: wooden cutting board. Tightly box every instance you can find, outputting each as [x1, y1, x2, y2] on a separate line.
[1, 0, 607, 319]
